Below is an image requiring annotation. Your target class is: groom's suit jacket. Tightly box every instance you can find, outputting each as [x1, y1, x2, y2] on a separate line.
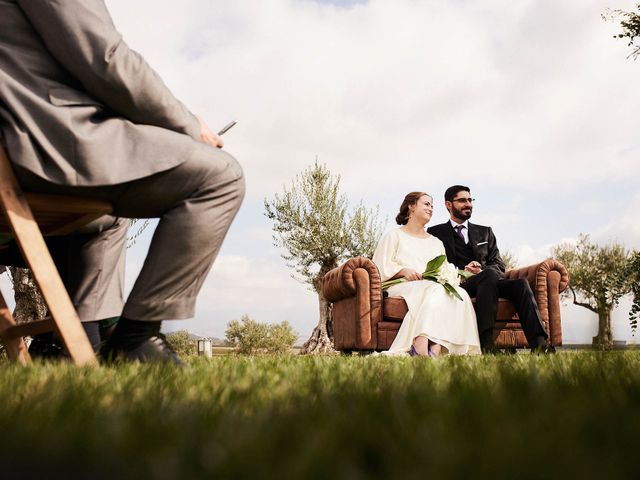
[427, 222, 506, 276]
[0, 0, 200, 186]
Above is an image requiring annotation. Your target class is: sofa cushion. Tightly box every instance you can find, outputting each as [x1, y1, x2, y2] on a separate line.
[383, 296, 407, 322]
[383, 297, 519, 322]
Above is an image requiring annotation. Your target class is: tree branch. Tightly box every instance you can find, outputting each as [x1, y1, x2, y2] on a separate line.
[570, 286, 598, 314]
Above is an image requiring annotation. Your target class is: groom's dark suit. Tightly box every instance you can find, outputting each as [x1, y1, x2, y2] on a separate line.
[427, 221, 548, 349]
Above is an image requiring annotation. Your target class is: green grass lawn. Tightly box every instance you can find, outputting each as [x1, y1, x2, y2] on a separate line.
[1, 351, 639, 479]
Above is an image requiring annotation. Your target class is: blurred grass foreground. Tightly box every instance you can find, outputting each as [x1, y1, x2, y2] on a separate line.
[1, 352, 639, 479]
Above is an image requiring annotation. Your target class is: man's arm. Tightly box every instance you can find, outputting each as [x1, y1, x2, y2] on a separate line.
[17, 0, 201, 139]
[483, 227, 506, 274]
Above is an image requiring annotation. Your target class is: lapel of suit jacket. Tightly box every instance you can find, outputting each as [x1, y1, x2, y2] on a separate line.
[467, 222, 480, 260]
[442, 222, 457, 260]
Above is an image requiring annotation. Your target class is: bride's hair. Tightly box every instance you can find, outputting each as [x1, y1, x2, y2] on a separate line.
[396, 192, 429, 225]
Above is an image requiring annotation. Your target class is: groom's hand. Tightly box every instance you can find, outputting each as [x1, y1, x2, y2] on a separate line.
[465, 261, 482, 275]
[398, 268, 422, 281]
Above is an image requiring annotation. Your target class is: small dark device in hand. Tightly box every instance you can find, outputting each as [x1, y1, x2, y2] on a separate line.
[217, 120, 237, 136]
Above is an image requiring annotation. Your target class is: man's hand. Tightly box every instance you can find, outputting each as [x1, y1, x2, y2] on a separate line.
[398, 268, 422, 281]
[196, 115, 224, 148]
[465, 261, 482, 275]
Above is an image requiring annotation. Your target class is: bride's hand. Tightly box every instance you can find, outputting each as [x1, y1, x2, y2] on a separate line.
[399, 268, 422, 281]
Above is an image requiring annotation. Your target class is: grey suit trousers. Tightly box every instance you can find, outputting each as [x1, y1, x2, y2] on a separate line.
[14, 143, 245, 322]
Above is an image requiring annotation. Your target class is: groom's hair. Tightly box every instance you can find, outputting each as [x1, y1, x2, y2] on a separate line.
[444, 185, 470, 202]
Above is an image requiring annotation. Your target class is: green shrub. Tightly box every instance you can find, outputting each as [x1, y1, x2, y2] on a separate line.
[225, 314, 297, 354]
[164, 330, 197, 357]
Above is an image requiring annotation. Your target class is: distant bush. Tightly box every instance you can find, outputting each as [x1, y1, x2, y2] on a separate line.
[225, 314, 297, 355]
[165, 330, 197, 357]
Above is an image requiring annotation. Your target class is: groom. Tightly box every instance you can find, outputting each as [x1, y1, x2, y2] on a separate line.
[427, 185, 551, 353]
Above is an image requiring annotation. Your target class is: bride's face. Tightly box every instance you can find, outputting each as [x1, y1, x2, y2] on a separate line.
[410, 195, 433, 224]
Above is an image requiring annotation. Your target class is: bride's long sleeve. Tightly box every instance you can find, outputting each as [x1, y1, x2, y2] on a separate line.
[372, 230, 404, 281]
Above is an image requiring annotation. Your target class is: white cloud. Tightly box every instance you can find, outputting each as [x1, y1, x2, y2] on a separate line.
[595, 191, 640, 249]
[106, 0, 640, 202]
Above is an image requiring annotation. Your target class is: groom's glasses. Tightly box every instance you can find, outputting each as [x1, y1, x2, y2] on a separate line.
[452, 198, 475, 204]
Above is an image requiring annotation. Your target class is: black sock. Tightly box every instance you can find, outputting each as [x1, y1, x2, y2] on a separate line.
[107, 317, 162, 348]
[82, 321, 102, 351]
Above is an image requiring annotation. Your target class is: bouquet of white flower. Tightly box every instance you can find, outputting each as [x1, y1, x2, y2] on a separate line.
[381, 254, 473, 301]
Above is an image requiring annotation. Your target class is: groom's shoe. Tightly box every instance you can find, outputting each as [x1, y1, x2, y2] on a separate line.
[479, 331, 498, 354]
[531, 337, 556, 355]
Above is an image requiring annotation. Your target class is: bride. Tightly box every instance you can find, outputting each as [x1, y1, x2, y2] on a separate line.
[373, 191, 481, 356]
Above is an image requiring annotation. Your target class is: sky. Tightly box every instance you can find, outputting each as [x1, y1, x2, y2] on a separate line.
[3, 0, 638, 345]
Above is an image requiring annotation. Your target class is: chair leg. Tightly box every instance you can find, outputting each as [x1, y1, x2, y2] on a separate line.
[0, 150, 97, 367]
[18, 238, 97, 366]
[0, 291, 31, 364]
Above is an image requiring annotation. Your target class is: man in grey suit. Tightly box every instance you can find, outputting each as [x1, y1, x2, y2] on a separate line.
[0, 0, 245, 362]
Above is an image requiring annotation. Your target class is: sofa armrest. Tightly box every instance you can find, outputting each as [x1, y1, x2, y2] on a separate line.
[505, 259, 569, 346]
[322, 257, 383, 350]
[323, 256, 382, 303]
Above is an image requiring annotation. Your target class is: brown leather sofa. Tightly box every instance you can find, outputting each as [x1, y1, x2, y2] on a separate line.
[322, 257, 569, 352]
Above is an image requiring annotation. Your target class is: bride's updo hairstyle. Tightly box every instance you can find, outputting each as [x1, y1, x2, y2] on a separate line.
[396, 191, 429, 225]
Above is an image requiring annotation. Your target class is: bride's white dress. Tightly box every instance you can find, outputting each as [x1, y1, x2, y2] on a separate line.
[373, 229, 481, 355]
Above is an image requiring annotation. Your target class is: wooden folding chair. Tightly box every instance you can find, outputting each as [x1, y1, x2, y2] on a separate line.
[0, 145, 112, 366]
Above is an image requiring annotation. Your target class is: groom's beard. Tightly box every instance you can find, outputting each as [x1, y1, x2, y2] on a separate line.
[452, 204, 472, 221]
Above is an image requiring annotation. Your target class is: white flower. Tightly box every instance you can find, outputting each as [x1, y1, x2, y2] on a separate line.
[437, 262, 460, 288]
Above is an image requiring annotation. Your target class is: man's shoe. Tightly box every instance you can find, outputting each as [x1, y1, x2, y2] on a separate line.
[481, 342, 499, 355]
[531, 342, 556, 355]
[101, 334, 182, 365]
[28, 333, 65, 360]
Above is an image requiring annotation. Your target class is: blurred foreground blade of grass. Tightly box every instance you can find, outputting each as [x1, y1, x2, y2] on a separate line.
[0, 352, 639, 479]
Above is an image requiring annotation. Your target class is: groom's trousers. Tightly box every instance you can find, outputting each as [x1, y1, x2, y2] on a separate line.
[6, 142, 245, 322]
[461, 268, 548, 348]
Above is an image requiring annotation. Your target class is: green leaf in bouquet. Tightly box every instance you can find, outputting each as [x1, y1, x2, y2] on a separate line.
[422, 275, 438, 282]
[381, 278, 404, 290]
[443, 282, 463, 301]
[424, 255, 446, 275]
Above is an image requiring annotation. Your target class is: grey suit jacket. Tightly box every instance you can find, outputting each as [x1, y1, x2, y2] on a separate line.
[0, 0, 200, 186]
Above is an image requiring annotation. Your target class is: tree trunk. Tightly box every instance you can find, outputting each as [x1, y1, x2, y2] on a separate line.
[8, 267, 48, 324]
[592, 306, 613, 350]
[301, 270, 336, 355]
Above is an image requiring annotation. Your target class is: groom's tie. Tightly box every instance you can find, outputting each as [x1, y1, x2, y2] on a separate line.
[454, 225, 466, 243]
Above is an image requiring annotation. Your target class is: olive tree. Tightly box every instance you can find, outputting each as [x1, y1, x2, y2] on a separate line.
[603, 3, 640, 59]
[6, 267, 47, 324]
[225, 314, 297, 355]
[264, 161, 384, 354]
[552, 234, 630, 349]
[619, 251, 640, 333]
[165, 330, 197, 357]
[500, 250, 518, 271]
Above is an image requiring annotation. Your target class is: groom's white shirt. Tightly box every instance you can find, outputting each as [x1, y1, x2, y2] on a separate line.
[449, 219, 470, 244]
